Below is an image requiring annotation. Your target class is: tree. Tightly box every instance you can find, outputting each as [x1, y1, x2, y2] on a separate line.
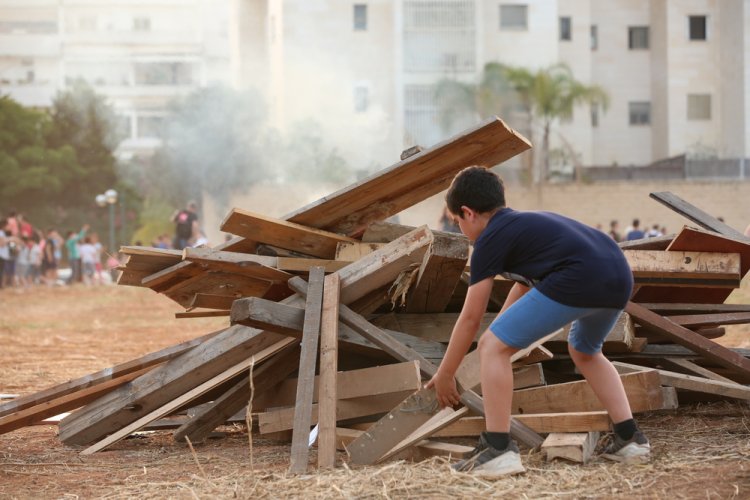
[435, 62, 609, 183]
[503, 63, 609, 182]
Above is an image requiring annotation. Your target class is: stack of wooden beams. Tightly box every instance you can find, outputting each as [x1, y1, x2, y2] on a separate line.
[2, 117, 750, 471]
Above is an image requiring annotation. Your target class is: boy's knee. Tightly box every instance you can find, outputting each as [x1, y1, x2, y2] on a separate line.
[568, 344, 597, 363]
[478, 331, 516, 359]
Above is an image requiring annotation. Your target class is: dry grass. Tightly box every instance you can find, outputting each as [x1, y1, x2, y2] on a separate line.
[1, 284, 750, 499]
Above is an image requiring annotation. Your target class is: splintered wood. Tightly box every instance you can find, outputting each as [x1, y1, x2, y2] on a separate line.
[2, 117, 750, 476]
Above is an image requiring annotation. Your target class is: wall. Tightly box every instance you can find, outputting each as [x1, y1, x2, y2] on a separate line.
[203, 178, 750, 246]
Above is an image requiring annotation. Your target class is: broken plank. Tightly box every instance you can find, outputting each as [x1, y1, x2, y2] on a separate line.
[289, 268, 325, 474]
[659, 357, 736, 384]
[175, 310, 230, 319]
[612, 361, 750, 401]
[221, 208, 358, 259]
[182, 247, 292, 283]
[173, 346, 300, 443]
[542, 432, 599, 464]
[335, 428, 474, 460]
[58, 326, 287, 446]
[81, 337, 296, 454]
[625, 301, 750, 383]
[649, 192, 749, 241]
[317, 273, 341, 469]
[0, 367, 152, 436]
[0, 329, 221, 419]
[665, 312, 750, 328]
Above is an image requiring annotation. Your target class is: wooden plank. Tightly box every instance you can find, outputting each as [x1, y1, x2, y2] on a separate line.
[0, 367, 152, 435]
[335, 242, 385, 261]
[370, 312, 495, 342]
[542, 432, 599, 464]
[187, 293, 236, 310]
[0, 329, 221, 419]
[659, 357, 736, 384]
[625, 249, 740, 282]
[612, 361, 750, 401]
[221, 208, 358, 259]
[335, 428, 474, 460]
[253, 360, 423, 411]
[619, 235, 674, 251]
[433, 412, 612, 437]
[317, 273, 340, 469]
[172, 346, 300, 443]
[182, 247, 292, 283]
[275, 257, 348, 273]
[284, 117, 531, 237]
[80, 337, 295, 454]
[511, 370, 664, 414]
[231, 296, 446, 360]
[625, 301, 750, 383]
[649, 191, 749, 240]
[175, 310, 230, 319]
[289, 267, 326, 474]
[641, 303, 750, 315]
[58, 326, 287, 446]
[259, 391, 417, 434]
[163, 270, 274, 308]
[665, 312, 750, 328]
[404, 231, 469, 313]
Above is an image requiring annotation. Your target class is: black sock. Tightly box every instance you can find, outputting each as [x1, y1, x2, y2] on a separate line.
[613, 419, 638, 440]
[484, 431, 510, 450]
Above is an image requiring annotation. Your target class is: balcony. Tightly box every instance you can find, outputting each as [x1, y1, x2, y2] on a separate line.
[0, 34, 61, 56]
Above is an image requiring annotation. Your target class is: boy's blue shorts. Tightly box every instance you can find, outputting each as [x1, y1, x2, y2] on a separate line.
[489, 288, 623, 355]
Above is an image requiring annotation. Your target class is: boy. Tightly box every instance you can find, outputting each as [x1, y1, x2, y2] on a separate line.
[425, 167, 649, 476]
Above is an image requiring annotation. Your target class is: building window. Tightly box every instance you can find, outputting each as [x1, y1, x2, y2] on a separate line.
[133, 17, 151, 32]
[559, 17, 571, 41]
[590, 25, 598, 50]
[628, 26, 649, 49]
[687, 94, 711, 120]
[591, 103, 599, 127]
[689, 15, 707, 40]
[354, 85, 369, 112]
[629, 101, 651, 125]
[500, 4, 528, 30]
[354, 4, 367, 31]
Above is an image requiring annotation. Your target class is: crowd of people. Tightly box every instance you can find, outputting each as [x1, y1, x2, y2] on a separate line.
[0, 211, 120, 290]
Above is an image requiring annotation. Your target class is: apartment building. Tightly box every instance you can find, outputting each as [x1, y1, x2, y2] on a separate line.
[0, 0, 232, 159]
[234, 0, 750, 172]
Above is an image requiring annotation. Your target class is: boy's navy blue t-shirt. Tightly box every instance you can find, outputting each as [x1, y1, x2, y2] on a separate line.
[470, 208, 633, 308]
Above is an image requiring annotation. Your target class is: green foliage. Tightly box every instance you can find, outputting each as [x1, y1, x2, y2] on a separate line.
[0, 83, 129, 234]
[130, 197, 175, 247]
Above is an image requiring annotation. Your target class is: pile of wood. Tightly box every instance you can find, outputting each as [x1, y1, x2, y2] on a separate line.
[2, 117, 750, 472]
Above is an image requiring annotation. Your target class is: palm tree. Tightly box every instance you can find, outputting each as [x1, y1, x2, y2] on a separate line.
[435, 62, 609, 184]
[503, 63, 609, 182]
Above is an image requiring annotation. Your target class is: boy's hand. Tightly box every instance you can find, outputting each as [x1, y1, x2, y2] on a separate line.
[425, 370, 460, 408]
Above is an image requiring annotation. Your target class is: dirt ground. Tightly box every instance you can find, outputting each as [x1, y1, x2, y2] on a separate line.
[1, 284, 749, 499]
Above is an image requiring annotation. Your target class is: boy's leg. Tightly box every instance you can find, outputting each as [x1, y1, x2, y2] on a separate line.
[568, 310, 650, 462]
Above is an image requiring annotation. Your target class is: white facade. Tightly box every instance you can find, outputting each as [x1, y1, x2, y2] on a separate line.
[234, 0, 750, 171]
[0, 0, 232, 159]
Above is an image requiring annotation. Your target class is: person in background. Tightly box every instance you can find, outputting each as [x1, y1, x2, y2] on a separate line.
[78, 236, 99, 285]
[645, 224, 663, 238]
[15, 236, 31, 288]
[625, 219, 645, 241]
[608, 220, 622, 242]
[65, 224, 89, 284]
[0, 218, 8, 288]
[172, 201, 199, 250]
[41, 228, 63, 286]
[28, 234, 42, 285]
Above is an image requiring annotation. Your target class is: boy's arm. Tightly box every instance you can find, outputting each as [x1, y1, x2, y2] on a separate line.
[426, 276, 494, 407]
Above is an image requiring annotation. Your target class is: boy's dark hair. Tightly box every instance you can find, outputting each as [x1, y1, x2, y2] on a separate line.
[446, 166, 505, 217]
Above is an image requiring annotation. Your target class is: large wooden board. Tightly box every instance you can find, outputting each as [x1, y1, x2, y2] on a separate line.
[284, 117, 531, 237]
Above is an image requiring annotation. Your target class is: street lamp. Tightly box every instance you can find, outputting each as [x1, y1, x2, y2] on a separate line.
[96, 188, 118, 254]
